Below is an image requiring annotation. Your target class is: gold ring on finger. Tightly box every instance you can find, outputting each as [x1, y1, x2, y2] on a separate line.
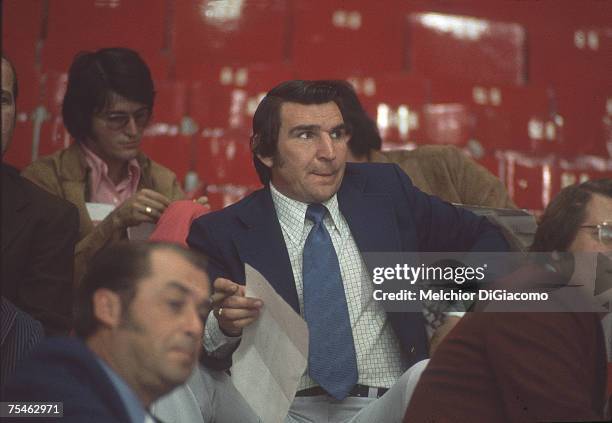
[145, 206, 153, 214]
[218, 307, 223, 317]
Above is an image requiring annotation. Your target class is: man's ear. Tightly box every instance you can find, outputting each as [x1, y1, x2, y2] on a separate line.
[256, 153, 274, 168]
[251, 134, 273, 168]
[92, 288, 123, 329]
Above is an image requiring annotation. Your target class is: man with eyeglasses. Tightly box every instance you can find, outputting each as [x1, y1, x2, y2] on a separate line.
[582, 221, 612, 246]
[23, 48, 184, 284]
[405, 178, 611, 422]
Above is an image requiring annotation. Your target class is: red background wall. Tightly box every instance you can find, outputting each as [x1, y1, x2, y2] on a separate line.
[3, 0, 611, 211]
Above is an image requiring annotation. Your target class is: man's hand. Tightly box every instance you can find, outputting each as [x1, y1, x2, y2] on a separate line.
[211, 278, 263, 337]
[110, 189, 171, 228]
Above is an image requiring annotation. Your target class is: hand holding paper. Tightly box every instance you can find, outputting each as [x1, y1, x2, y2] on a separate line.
[211, 277, 263, 336]
[231, 264, 309, 423]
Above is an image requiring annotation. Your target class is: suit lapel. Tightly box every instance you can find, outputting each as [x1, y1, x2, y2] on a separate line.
[62, 180, 93, 236]
[339, 167, 428, 362]
[59, 145, 94, 236]
[232, 188, 300, 312]
[338, 168, 401, 253]
[1, 169, 30, 255]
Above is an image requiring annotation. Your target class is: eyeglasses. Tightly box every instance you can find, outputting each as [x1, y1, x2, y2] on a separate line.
[98, 107, 151, 131]
[580, 221, 612, 245]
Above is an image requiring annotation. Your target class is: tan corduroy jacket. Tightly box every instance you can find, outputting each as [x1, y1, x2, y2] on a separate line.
[22, 143, 184, 285]
[371, 145, 515, 209]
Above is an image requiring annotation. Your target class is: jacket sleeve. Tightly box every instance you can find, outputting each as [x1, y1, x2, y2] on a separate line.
[19, 162, 81, 331]
[148, 161, 185, 202]
[73, 217, 122, 287]
[21, 160, 64, 198]
[68, 167, 185, 286]
[23, 159, 119, 287]
[487, 313, 607, 422]
[20, 198, 79, 335]
[187, 216, 237, 283]
[393, 164, 510, 252]
[74, 166, 186, 284]
[187, 217, 241, 370]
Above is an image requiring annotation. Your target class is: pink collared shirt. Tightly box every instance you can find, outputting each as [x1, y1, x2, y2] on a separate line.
[81, 144, 141, 207]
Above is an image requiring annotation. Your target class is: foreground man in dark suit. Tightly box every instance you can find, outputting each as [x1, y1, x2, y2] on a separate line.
[3, 242, 212, 422]
[188, 80, 509, 422]
[1, 55, 78, 337]
[405, 179, 611, 422]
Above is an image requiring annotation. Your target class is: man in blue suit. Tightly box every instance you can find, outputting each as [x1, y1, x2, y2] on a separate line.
[188, 80, 509, 422]
[2, 242, 212, 422]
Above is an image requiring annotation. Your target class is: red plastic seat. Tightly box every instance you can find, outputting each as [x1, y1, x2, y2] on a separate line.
[172, 0, 289, 78]
[41, 0, 167, 74]
[290, 0, 405, 77]
[407, 12, 527, 86]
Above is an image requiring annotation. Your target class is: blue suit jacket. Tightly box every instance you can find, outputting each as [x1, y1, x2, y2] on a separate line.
[188, 163, 509, 367]
[2, 337, 132, 422]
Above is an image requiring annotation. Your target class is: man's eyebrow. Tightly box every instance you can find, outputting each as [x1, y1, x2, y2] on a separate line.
[331, 123, 350, 132]
[163, 281, 191, 295]
[164, 281, 211, 306]
[288, 124, 320, 135]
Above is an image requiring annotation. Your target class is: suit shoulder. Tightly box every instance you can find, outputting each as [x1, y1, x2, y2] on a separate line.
[22, 147, 80, 194]
[4, 338, 124, 419]
[375, 145, 461, 166]
[346, 161, 398, 174]
[192, 188, 265, 228]
[20, 175, 78, 217]
[344, 161, 414, 191]
[23, 148, 65, 175]
[6, 338, 103, 391]
[413, 144, 461, 157]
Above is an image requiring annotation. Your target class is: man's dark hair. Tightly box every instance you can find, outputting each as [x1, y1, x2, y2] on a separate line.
[250, 80, 354, 185]
[62, 47, 155, 142]
[1, 54, 18, 101]
[335, 82, 382, 160]
[531, 179, 612, 251]
[74, 241, 209, 338]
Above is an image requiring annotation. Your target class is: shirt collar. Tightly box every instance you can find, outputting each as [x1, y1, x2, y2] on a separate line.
[269, 183, 343, 246]
[80, 143, 141, 189]
[96, 357, 147, 423]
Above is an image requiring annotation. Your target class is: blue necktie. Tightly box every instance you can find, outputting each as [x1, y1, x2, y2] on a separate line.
[303, 204, 358, 400]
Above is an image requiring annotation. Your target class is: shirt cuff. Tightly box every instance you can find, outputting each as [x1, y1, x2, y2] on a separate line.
[204, 312, 241, 355]
[444, 311, 466, 318]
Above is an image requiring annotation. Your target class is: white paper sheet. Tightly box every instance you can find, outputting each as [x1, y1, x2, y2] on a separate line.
[231, 264, 309, 423]
[85, 202, 115, 224]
